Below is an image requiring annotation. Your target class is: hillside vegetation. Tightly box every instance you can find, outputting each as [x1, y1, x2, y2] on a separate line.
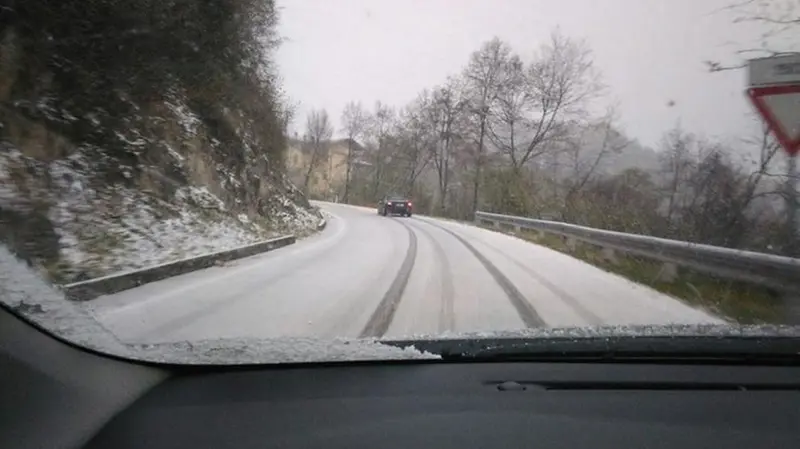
[0, 0, 320, 283]
[300, 28, 795, 257]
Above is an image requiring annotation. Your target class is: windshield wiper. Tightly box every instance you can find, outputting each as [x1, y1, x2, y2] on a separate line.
[382, 336, 800, 365]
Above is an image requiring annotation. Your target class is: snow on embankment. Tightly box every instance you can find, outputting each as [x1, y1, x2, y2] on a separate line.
[1, 0, 320, 286]
[1, 92, 320, 284]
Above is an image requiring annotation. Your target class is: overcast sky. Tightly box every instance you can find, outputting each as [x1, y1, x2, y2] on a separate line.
[275, 0, 771, 149]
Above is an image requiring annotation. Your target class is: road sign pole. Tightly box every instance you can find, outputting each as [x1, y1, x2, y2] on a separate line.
[787, 154, 799, 257]
[783, 154, 800, 323]
[747, 54, 800, 258]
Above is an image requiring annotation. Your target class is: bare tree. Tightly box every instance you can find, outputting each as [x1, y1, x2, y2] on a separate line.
[427, 78, 468, 213]
[522, 30, 603, 167]
[340, 101, 367, 202]
[463, 37, 513, 214]
[562, 105, 629, 219]
[486, 54, 530, 169]
[706, 0, 799, 71]
[328, 29, 603, 219]
[366, 101, 395, 198]
[737, 122, 784, 207]
[658, 126, 698, 232]
[733, 123, 794, 252]
[395, 96, 435, 193]
[302, 109, 333, 194]
[488, 30, 602, 171]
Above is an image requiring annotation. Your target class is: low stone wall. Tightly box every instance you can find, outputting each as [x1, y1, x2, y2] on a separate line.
[62, 235, 296, 301]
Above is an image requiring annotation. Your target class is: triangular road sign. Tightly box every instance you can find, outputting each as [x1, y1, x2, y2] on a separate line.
[747, 85, 800, 156]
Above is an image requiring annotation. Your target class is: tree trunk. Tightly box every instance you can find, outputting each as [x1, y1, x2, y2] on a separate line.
[343, 139, 353, 203]
[372, 139, 384, 199]
[302, 163, 313, 194]
[303, 143, 321, 195]
[471, 117, 486, 216]
[438, 129, 451, 215]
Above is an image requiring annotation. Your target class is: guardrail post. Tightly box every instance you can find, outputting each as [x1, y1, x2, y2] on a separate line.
[565, 236, 578, 252]
[654, 262, 679, 283]
[601, 247, 618, 265]
[514, 225, 522, 233]
[783, 293, 800, 325]
[493, 220, 501, 229]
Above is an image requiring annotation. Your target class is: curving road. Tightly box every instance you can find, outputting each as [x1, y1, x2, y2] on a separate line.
[85, 202, 723, 344]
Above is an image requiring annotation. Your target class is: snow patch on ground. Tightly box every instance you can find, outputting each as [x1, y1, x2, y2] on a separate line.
[165, 143, 184, 162]
[115, 131, 147, 148]
[109, 207, 260, 273]
[50, 183, 276, 280]
[1, 146, 322, 283]
[270, 189, 321, 236]
[165, 96, 201, 137]
[175, 185, 226, 211]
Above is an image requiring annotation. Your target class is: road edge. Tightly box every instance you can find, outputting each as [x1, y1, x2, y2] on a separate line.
[61, 235, 296, 301]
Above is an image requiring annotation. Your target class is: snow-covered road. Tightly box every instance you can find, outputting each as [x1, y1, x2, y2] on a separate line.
[85, 202, 723, 344]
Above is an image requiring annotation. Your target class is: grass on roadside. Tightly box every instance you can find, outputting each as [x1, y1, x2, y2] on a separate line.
[486, 225, 784, 324]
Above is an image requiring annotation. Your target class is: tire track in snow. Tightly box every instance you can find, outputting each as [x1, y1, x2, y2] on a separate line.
[418, 218, 545, 328]
[470, 235, 604, 326]
[359, 221, 418, 338]
[403, 219, 456, 333]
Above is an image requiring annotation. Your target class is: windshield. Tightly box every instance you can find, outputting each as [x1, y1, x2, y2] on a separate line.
[1, 0, 799, 364]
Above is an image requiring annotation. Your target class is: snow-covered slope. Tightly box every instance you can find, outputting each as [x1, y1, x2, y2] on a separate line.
[1, 92, 319, 284]
[1, 1, 323, 284]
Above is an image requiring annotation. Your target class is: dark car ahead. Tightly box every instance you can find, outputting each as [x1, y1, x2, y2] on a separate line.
[378, 195, 413, 217]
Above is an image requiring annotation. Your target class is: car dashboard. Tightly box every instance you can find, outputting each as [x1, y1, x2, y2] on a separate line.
[1, 306, 799, 449]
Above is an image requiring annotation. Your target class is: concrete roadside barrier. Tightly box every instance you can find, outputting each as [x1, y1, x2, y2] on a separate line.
[62, 235, 296, 301]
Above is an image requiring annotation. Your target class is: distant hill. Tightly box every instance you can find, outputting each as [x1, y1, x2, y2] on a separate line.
[538, 122, 661, 180]
[596, 142, 659, 175]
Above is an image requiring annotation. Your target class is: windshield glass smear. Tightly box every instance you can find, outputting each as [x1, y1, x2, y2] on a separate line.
[1, 0, 799, 364]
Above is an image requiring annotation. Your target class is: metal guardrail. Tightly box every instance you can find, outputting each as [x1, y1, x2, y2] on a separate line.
[475, 211, 800, 294]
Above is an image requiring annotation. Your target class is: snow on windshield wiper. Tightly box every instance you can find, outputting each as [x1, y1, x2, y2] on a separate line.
[382, 334, 800, 364]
